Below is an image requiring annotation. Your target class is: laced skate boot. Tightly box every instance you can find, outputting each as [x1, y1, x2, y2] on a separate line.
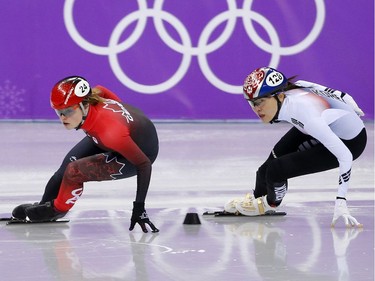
[12, 203, 39, 220]
[235, 195, 277, 216]
[25, 201, 67, 222]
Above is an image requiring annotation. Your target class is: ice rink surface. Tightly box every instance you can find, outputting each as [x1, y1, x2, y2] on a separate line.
[0, 121, 373, 281]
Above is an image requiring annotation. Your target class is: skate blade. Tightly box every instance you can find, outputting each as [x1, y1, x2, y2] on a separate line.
[203, 211, 287, 217]
[4, 218, 70, 225]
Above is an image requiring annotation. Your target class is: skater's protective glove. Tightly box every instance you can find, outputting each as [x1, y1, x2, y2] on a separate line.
[129, 202, 159, 233]
[331, 198, 363, 228]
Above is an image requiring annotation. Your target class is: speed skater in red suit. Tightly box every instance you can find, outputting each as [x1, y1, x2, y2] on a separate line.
[12, 76, 159, 233]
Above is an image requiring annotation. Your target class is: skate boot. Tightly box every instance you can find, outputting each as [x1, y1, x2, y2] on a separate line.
[25, 201, 67, 222]
[224, 196, 246, 214]
[12, 203, 39, 220]
[235, 195, 277, 216]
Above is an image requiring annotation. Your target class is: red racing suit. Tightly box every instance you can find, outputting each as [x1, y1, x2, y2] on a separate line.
[42, 86, 159, 212]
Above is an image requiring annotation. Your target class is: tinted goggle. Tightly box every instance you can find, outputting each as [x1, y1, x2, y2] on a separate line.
[247, 99, 261, 108]
[246, 97, 269, 108]
[55, 104, 80, 117]
[246, 92, 281, 108]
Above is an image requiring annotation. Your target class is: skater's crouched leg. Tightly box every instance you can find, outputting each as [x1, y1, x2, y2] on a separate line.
[265, 158, 288, 206]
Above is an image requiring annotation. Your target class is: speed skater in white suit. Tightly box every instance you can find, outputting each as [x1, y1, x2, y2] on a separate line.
[225, 67, 366, 227]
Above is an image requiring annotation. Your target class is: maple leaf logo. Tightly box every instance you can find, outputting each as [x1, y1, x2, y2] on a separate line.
[103, 100, 134, 123]
[103, 153, 126, 179]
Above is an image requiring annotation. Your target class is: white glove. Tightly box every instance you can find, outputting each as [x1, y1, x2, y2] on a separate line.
[331, 198, 363, 228]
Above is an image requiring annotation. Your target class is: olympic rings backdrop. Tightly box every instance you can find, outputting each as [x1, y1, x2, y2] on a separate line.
[0, 0, 373, 120]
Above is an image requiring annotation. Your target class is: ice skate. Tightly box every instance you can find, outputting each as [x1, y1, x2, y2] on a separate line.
[235, 195, 277, 216]
[25, 201, 67, 222]
[12, 203, 39, 220]
[224, 196, 247, 213]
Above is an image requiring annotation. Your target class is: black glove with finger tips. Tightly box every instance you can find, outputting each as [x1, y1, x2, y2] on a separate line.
[129, 201, 159, 233]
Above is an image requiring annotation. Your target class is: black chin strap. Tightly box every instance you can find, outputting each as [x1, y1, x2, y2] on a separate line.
[75, 103, 88, 130]
[74, 116, 86, 130]
[269, 95, 282, 124]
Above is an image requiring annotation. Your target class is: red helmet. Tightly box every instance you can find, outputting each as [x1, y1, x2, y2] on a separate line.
[50, 76, 91, 110]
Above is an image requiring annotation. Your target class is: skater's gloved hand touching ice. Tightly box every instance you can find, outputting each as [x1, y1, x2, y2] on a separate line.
[331, 198, 363, 228]
[129, 202, 159, 233]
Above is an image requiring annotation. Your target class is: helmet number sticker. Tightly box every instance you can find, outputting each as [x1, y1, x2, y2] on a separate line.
[75, 80, 90, 97]
[266, 71, 284, 87]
